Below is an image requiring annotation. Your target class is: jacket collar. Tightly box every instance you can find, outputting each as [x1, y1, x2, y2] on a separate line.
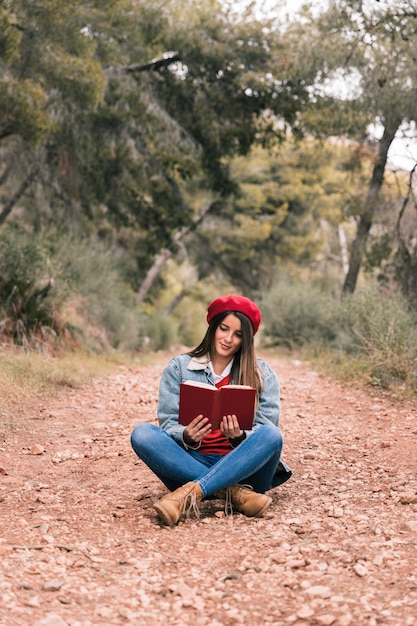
[187, 354, 210, 371]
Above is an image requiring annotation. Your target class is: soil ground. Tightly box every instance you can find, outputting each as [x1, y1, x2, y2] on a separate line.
[0, 352, 416, 626]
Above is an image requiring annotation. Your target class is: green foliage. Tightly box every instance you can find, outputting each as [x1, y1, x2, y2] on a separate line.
[3, 0, 314, 292]
[0, 77, 52, 144]
[332, 288, 417, 391]
[0, 228, 59, 345]
[51, 235, 141, 350]
[0, 227, 142, 350]
[0, 0, 108, 146]
[260, 279, 417, 393]
[138, 310, 177, 351]
[1, 0, 417, 354]
[0, 6, 21, 62]
[193, 140, 362, 293]
[260, 280, 337, 348]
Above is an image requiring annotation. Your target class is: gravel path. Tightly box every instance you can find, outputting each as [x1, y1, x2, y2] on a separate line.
[0, 353, 416, 626]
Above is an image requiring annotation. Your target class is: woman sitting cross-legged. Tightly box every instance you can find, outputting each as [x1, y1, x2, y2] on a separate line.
[130, 294, 291, 527]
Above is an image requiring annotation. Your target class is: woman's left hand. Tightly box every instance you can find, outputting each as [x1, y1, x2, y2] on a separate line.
[220, 414, 243, 440]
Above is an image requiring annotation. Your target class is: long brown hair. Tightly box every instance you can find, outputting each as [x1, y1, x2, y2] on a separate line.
[188, 311, 262, 394]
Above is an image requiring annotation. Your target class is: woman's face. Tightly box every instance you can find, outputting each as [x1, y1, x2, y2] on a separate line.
[213, 313, 243, 360]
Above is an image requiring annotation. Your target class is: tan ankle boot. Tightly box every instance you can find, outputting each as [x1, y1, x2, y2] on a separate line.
[216, 485, 272, 517]
[153, 481, 202, 527]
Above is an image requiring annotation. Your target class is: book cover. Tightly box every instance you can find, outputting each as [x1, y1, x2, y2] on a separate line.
[178, 381, 256, 430]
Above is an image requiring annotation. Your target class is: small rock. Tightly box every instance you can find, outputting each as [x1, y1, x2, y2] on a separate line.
[353, 563, 368, 577]
[31, 444, 45, 455]
[305, 585, 331, 598]
[304, 452, 316, 460]
[287, 558, 307, 569]
[297, 605, 315, 619]
[42, 580, 66, 591]
[33, 615, 68, 626]
[399, 491, 417, 504]
[316, 615, 337, 626]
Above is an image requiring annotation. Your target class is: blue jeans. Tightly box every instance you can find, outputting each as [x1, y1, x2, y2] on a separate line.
[130, 423, 283, 497]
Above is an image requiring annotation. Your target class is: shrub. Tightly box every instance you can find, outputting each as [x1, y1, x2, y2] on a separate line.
[260, 280, 337, 348]
[138, 309, 177, 351]
[261, 279, 417, 393]
[51, 235, 141, 350]
[0, 228, 143, 351]
[331, 287, 417, 389]
[0, 227, 60, 346]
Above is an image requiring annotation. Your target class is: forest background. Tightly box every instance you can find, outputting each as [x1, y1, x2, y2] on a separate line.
[1, 0, 417, 397]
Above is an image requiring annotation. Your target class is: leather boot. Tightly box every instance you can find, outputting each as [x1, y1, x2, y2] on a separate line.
[216, 484, 272, 517]
[153, 481, 203, 527]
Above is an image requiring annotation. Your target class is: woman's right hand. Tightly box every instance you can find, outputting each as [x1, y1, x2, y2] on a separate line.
[184, 414, 212, 445]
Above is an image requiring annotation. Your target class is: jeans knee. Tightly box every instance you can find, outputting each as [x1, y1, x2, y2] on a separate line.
[130, 423, 158, 455]
[262, 423, 283, 452]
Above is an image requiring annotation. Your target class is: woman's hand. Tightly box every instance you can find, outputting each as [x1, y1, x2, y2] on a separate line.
[220, 414, 243, 440]
[184, 414, 212, 445]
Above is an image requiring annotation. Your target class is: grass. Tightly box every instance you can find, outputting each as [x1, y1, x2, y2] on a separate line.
[0, 347, 126, 436]
[0, 348, 115, 394]
[0, 344, 174, 412]
[300, 343, 416, 400]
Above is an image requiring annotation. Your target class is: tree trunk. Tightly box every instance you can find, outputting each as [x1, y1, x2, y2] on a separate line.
[337, 224, 349, 275]
[342, 123, 400, 294]
[393, 164, 417, 308]
[166, 289, 188, 314]
[136, 247, 173, 303]
[136, 201, 221, 303]
[0, 165, 39, 225]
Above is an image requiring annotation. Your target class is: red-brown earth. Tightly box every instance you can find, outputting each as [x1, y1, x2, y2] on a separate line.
[0, 352, 416, 626]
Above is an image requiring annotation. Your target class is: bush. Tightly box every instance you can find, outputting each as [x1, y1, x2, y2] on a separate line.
[261, 279, 417, 392]
[0, 228, 143, 351]
[138, 309, 177, 351]
[0, 227, 60, 346]
[331, 287, 417, 389]
[53, 236, 141, 350]
[260, 280, 337, 348]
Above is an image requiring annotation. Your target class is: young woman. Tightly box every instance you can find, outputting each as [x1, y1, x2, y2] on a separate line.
[130, 294, 291, 527]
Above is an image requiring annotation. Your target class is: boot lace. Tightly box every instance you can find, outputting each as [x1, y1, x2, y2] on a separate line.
[223, 484, 253, 516]
[224, 488, 234, 516]
[182, 492, 201, 520]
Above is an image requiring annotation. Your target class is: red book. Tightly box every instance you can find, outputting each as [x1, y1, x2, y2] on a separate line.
[178, 381, 256, 430]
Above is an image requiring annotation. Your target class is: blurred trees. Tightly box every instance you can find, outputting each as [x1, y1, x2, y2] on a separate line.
[1, 0, 417, 318]
[287, 0, 417, 299]
[0, 0, 314, 291]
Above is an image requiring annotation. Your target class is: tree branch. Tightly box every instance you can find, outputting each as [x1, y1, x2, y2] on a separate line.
[136, 201, 222, 303]
[396, 162, 417, 242]
[113, 53, 181, 74]
[0, 165, 39, 226]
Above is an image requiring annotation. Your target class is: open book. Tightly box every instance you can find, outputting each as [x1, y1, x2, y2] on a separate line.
[178, 380, 256, 430]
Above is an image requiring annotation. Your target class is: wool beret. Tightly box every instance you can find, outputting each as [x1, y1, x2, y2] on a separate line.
[206, 294, 262, 335]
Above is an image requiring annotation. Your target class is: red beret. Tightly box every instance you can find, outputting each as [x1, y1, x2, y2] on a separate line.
[206, 294, 262, 335]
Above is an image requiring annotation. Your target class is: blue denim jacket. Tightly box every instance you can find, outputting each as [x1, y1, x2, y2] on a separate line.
[157, 353, 281, 446]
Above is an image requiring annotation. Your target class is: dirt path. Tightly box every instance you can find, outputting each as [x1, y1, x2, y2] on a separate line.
[0, 353, 416, 626]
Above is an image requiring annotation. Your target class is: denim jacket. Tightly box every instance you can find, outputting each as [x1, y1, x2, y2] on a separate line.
[157, 353, 281, 447]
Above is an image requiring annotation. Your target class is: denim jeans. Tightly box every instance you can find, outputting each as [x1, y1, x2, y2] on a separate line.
[130, 422, 283, 497]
